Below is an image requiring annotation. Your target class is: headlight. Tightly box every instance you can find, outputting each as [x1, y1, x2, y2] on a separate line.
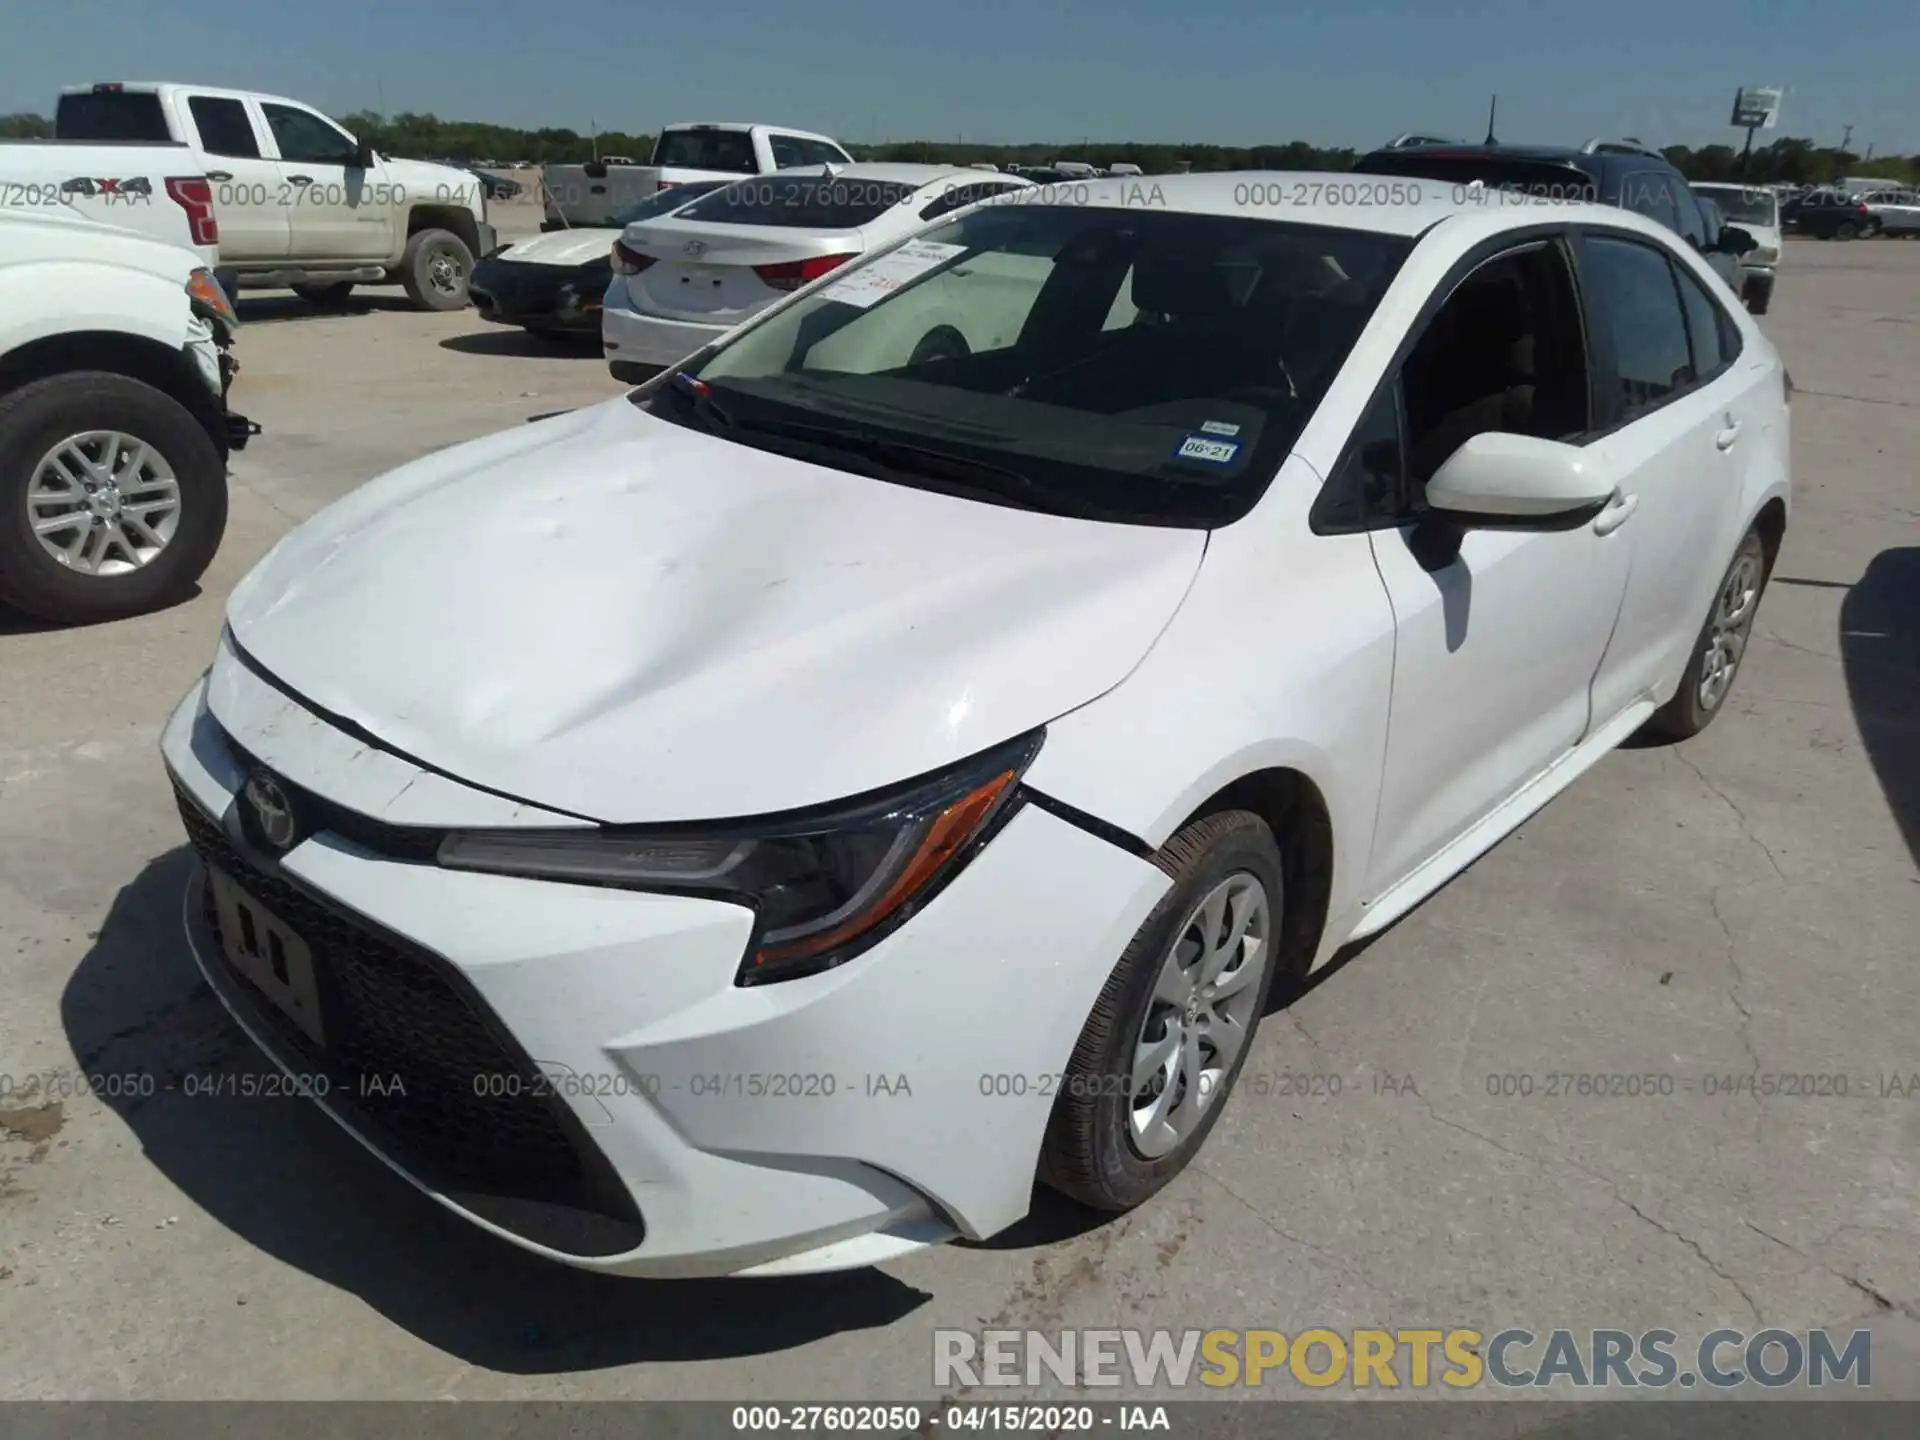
[437, 730, 1044, 984]
[186, 268, 239, 335]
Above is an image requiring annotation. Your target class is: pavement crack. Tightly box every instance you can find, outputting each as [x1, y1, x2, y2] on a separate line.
[1671, 749, 1789, 883]
[1707, 886, 1765, 1088]
[1194, 1166, 1406, 1308]
[1742, 1220, 1920, 1323]
[1283, 1009, 1330, 1058]
[1404, 1094, 1765, 1325]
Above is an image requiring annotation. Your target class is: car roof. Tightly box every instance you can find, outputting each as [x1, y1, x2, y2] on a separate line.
[753, 161, 1027, 189]
[1022, 170, 1661, 239]
[659, 121, 842, 144]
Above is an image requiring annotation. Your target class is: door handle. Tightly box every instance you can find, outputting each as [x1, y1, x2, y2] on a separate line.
[1715, 419, 1742, 450]
[1593, 489, 1640, 536]
[206, 170, 233, 183]
[287, 174, 314, 186]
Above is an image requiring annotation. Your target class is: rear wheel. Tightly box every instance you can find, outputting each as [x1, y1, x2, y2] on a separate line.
[1041, 811, 1285, 1211]
[1643, 527, 1768, 741]
[0, 372, 227, 624]
[1836, 220, 1860, 240]
[400, 228, 474, 311]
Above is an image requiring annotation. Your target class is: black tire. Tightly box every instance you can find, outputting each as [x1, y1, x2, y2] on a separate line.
[907, 325, 970, 366]
[400, 227, 475, 311]
[1040, 810, 1288, 1212]
[1642, 526, 1769, 742]
[0, 372, 227, 625]
[1745, 282, 1771, 316]
[1835, 221, 1859, 240]
[292, 281, 356, 306]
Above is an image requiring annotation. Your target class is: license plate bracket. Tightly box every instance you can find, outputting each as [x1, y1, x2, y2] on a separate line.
[207, 866, 327, 1047]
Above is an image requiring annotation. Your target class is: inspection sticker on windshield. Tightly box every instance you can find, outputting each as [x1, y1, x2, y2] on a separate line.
[1200, 420, 1241, 437]
[1174, 435, 1241, 465]
[820, 240, 966, 308]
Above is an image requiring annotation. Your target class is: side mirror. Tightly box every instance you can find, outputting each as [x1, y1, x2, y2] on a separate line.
[352, 136, 376, 169]
[1425, 432, 1617, 528]
[1717, 224, 1759, 257]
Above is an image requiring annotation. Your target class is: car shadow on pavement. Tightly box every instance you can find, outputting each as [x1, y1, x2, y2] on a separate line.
[234, 294, 419, 325]
[60, 847, 933, 1373]
[1840, 547, 1920, 867]
[439, 331, 603, 358]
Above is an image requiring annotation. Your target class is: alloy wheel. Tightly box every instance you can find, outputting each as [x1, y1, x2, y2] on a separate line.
[1698, 547, 1762, 711]
[1129, 872, 1270, 1159]
[26, 430, 181, 576]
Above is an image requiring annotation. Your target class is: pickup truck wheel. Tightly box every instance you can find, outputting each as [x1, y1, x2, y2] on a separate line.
[401, 228, 474, 311]
[292, 281, 356, 306]
[0, 372, 227, 625]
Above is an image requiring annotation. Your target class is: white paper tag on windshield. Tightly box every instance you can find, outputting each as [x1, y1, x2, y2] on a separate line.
[820, 240, 966, 308]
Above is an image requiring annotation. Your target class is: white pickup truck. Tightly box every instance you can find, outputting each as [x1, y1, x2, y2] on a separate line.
[46, 82, 496, 310]
[541, 122, 851, 229]
[0, 208, 257, 624]
[0, 140, 222, 266]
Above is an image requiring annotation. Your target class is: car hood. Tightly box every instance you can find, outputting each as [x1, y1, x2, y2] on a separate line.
[494, 228, 618, 266]
[225, 400, 1206, 823]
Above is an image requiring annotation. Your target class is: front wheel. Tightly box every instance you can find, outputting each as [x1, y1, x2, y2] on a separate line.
[1040, 811, 1286, 1211]
[400, 228, 475, 311]
[1642, 527, 1768, 741]
[0, 372, 227, 624]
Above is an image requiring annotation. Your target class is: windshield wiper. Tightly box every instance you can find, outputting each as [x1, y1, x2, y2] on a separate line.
[724, 414, 1046, 511]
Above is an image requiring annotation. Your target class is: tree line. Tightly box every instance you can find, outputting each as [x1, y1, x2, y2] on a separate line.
[3, 107, 1914, 186]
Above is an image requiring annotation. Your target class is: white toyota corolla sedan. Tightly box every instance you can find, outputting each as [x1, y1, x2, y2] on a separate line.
[161, 174, 1790, 1278]
[600, 163, 1033, 381]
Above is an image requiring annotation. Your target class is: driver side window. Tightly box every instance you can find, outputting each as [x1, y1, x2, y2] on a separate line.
[1315, 240, 1592, 530]
[261, 103, 358, 166]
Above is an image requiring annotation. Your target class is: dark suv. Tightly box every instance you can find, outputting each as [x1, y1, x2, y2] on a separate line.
[1353, 138, 1757, 300]
[1783, 189, 1881, 239]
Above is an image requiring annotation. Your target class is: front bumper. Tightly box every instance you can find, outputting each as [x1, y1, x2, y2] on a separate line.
[470, 258, 604, 333]
[601, 288, 731, 370]
[159, 652, 1169, 1277]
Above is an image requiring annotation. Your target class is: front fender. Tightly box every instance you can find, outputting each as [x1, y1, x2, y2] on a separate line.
[0, 260, 193, 363]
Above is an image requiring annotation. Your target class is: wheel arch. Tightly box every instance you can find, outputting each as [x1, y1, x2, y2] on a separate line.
[405, 205, 482, 256]
[1753, 495, 1787, 577]
[0, 331, 227, 458]
[1163, 766, 1335, 985]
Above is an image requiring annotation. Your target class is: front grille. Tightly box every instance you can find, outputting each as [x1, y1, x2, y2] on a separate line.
[175, 786, 643, 1255]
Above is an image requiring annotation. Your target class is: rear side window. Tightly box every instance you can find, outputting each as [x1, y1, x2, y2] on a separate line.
[676, 176, 916, 229]
[54, 90, 170, 141]
[608, 180, 724, 226]
[1578, 235, 1692, 421]
[188, 96, 259, 159]
[653, 129, 757, 173]
[1674, 262, 1741, 381]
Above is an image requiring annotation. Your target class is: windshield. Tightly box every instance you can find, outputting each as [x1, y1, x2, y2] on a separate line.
[1697, 186, 1778, 227]
[674, 176, 921, 230]
[609, 180, 725, 226]
[638, 203, 1412, 528]
[652, 129, 758, 173]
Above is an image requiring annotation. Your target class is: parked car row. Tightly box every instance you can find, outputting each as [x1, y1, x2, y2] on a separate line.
[1783, 186, 1920, 238]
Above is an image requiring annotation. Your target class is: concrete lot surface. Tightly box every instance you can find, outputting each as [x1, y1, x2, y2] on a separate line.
[1, 218, 1917, 1402]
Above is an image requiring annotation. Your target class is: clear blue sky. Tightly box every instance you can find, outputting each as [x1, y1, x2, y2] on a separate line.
[6, 0, 1916, 153]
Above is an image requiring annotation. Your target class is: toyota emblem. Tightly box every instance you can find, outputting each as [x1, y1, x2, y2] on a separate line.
[243, 771, 299, 852]
[684, 239, 707, 258]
